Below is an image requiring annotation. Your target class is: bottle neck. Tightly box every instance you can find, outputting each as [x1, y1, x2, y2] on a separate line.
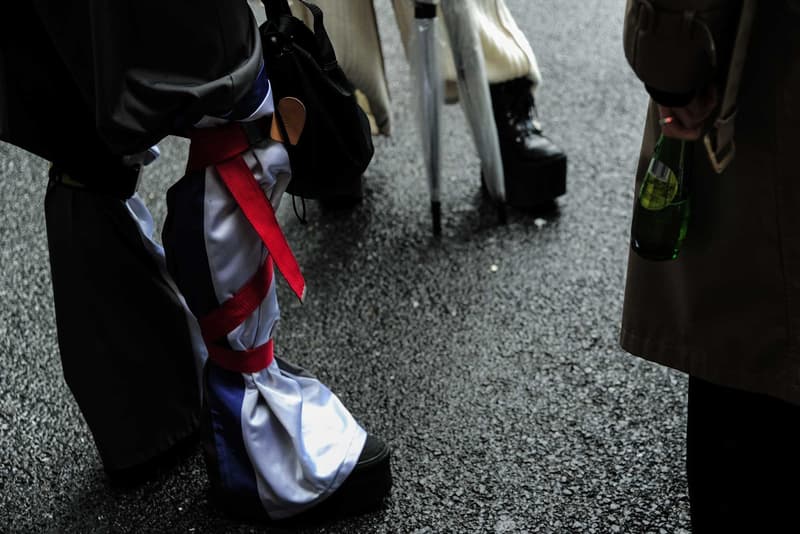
[656, 135, 686, 169]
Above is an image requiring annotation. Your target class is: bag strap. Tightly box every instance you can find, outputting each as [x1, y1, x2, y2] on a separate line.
[261, 0, 338, 67]
[703, 0, 757, 174]
[262, 0, 291, 20]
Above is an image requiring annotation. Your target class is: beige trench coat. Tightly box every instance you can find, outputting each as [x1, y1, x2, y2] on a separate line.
[620, 1, 800, 405]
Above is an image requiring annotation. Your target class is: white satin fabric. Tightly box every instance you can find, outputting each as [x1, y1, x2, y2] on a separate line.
[125, 194, 209, 395]
[198, 92, 366, 518]
[243, 358, 366, 518]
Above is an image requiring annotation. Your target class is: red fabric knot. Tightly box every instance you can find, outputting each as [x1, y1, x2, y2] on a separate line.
[207, 339, 275, 374]
[186, 122, 251, 173]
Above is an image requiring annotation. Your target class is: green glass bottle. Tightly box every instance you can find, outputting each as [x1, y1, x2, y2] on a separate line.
[630, 134, 691, 261]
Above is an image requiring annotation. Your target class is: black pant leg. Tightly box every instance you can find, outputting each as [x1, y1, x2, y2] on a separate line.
[44, 181, 201, 472]
[687, 376, 800, 533]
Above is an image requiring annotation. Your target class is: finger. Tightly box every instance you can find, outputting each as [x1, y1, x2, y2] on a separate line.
[673, 107, 706, 131]
[658, 106, 703, 139]
[661, 122, 703, 141]
[686, 86, 719, 123]
[688, 98, 717, 123]
[656, 105, 680, 128]
[700, 84, 719, 110]
[656, 104, 673, 123]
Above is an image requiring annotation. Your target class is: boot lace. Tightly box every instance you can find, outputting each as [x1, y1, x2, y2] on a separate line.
[504, 80, 543, 140]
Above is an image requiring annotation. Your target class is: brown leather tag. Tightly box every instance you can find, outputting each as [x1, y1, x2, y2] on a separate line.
[270, 97, 306, 146]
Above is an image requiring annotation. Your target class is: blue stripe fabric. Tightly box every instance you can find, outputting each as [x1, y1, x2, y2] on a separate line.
[164, 155, 266, 516]
[205, 364, 260, 505]
[224, 62, 270, 121]
[163, 170, 219, 317]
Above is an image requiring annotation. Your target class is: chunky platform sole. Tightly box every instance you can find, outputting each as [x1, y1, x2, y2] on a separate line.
[216, 437, 392, 525]
[482, 154, 567, 211]
[310, 442, 392, 519]
[501, 153, 567, 209]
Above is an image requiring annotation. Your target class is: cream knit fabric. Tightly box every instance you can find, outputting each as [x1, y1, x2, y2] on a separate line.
[392, 0, 541, 86]
[289, 0, 541, 135]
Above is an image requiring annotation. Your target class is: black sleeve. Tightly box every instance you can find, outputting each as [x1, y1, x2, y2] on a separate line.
[644, 84, 695, 108]
[623, 0, 742, 97]
[31, 0, 263, 155]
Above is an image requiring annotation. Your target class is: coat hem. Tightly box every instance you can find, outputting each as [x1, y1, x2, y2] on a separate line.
[620, 327, 800, 407]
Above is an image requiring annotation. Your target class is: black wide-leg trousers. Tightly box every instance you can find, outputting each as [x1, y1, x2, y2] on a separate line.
[8, 0, 203, 477]
[687, 377, 800, 533]
[44, 180, 201, 473]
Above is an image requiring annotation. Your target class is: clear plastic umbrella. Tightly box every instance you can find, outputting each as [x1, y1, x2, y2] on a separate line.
[439, 0, 506, 220]
[408, 0, 443, 235]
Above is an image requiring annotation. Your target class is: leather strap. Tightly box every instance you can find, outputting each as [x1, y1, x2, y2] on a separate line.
[261, 0, 338, 67]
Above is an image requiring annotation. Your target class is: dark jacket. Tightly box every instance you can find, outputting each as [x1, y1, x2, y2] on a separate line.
[0, 2, 265, 470]
[620, 0, 800, 405]
[0, 1, 261, 182]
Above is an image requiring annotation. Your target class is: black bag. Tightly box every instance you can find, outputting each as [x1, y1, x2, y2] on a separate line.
[260, 0, 374, 200]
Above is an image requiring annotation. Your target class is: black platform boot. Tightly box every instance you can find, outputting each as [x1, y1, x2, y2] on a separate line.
[489, 77, 567, 209]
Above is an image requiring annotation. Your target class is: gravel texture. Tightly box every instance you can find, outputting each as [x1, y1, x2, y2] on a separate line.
[0, 1, 692, 532]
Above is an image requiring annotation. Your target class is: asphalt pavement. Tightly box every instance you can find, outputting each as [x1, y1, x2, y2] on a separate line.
[0, 1, 693, 532]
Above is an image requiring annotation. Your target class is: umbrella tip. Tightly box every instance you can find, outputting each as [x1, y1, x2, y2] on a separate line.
[431, 201, 442, 236]
[497, 203, 507, 225]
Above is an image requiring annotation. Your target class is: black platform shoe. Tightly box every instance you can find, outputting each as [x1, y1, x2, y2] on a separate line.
[237, 434, 392, 526]
[305, 434, 392, 519]
[489, 77, 567, 210]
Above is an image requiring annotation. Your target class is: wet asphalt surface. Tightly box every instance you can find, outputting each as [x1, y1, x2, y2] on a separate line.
[0, 1, 693, 532]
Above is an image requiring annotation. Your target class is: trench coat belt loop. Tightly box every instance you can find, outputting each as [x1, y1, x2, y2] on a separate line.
[703, 0, 757, 174]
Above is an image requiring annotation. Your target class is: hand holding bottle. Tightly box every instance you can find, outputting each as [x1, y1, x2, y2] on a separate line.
[657, 84, 718, 140]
